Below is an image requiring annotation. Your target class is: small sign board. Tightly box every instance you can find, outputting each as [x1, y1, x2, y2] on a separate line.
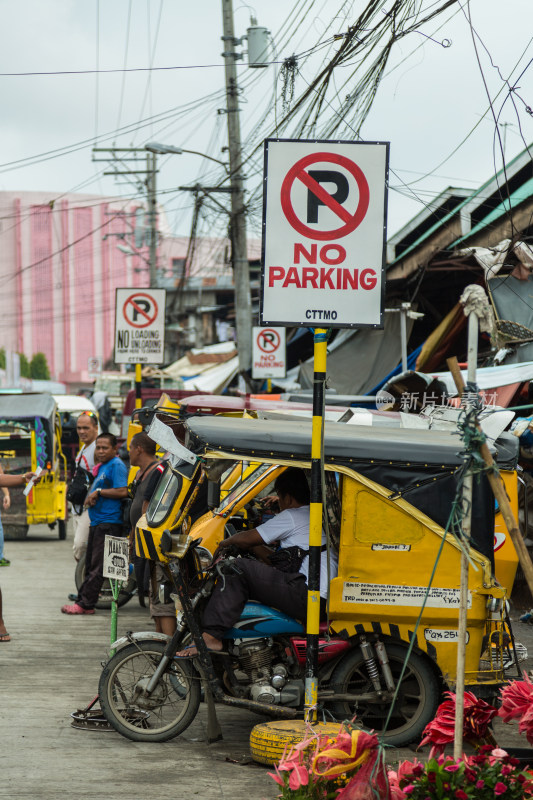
[87, 356, 103, 377]
[103, 536, 129, 581]
[114, 288, 166, 364]
[252, 326, 286, 379]
[261, 138, 389, 329]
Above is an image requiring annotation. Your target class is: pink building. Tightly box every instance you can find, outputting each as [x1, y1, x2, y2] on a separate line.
[0, 191, 149, 384]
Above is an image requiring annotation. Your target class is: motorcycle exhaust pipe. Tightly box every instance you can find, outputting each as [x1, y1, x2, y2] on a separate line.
[221, 693, 298, 719]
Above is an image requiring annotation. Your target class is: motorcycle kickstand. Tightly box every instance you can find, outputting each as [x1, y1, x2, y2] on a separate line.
[197, 666, 223, 743]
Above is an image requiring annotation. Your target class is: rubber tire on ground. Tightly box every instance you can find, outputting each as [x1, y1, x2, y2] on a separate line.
[58, 519, 67, 540]
[3, 524, 29, 541]
[75, 552, 136, 609]
[250, 721, 343, 766]
[98, 640, 201, 742]
[326, 642, 440, 747]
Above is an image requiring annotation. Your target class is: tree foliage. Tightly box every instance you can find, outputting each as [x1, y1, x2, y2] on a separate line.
[18, 353, 30, 378]
[30, 352, 50, 380]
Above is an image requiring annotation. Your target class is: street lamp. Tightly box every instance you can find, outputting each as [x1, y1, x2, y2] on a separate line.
[141, 142, 228, 291]
[145, 141, 228, 171]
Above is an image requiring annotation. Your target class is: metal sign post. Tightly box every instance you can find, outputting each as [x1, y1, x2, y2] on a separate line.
[103, 535, 129, 655]
[260, 138, 389, 721]
[305, 327, 327, 718]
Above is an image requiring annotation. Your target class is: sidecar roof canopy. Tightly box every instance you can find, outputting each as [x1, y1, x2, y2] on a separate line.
[0, 392, 57, 422]
[184, 415, 515, 470]
[184, 415, 514, 568]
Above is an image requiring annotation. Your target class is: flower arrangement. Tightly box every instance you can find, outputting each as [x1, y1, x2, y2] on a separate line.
[389, 747, 533, 800]
[268, 681, 533, 800]
[268, 723, 389, 800]
[418, 690, 497, 756]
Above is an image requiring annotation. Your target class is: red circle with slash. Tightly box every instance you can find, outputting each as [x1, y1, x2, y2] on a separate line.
[123, 293, 159, 329]
[280, 152, 370, 240]
[257, 328, 281, 353]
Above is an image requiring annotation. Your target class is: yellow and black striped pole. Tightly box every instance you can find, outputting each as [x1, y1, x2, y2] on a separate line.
[135, 363, 142, 410]
[304, 327, 327, 719]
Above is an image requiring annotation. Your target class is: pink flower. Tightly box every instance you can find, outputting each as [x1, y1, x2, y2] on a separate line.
[494, 782, 508, 795]
[445, 764, 461, 772]
[267, 770, 284, 786]
[403, 785, 415, 794]
[476, 780, 485, 789]
[491, 748, 509, 759]
[287, 764, 309, 790]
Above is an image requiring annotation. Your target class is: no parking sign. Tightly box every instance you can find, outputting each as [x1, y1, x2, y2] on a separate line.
[252, 326, 286, 379]
[261, 139, 389, 329]
[114, 288, 166, 364]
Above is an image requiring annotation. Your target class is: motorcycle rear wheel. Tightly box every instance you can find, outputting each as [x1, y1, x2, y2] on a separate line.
[99, 640, 201, 742]
[325, 642, 440, 746]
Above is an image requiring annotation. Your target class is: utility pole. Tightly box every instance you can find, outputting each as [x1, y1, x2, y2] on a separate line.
[146, 150, 158, 287]
[221, 0, 253, 374]
[92, 146, 158, 286]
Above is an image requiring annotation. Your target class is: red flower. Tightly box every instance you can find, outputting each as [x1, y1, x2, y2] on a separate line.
[518, 704, 533, 746]
[498, 673, 533, 724]
[420, 691, 497, 753]
[494, 781, 508, 795]
[455, 791, 468, 800]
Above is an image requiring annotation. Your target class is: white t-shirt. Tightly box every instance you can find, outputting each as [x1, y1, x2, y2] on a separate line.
[76, 441, 96, 473]
[256, 506, 338, 599]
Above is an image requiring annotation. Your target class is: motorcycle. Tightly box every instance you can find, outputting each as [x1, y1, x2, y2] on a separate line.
[98, 534, 440, 746]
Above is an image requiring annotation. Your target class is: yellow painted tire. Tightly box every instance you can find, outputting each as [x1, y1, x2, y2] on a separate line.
[249, 720, 343, 766]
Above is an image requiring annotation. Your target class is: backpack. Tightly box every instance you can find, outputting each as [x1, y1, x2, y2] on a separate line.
[66, 466, 94, 512]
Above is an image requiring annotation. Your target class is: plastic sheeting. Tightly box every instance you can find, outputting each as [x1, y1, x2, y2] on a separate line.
[181, 356, 239, 394]
[297, 311, 413, 395]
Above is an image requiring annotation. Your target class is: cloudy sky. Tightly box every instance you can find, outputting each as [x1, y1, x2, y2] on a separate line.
[0, 0, 531, 241]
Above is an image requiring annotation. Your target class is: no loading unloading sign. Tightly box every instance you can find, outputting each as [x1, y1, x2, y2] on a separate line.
[114, 288, 166, 365]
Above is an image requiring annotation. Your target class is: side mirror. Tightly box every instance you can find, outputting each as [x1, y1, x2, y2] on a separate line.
[207, 479, 221, 510]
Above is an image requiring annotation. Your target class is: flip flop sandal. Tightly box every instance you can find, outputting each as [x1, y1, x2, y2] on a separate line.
[174, 645, 225, 659]
[0, 632, 11, 642]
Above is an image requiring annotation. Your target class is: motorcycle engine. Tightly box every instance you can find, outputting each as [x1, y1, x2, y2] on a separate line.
[237, 640, 303, 707]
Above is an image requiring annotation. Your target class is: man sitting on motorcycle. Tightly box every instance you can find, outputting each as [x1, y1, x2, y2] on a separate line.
[176, 467, 337, 657]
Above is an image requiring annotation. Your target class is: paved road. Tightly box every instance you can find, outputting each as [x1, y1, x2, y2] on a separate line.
[0, 524, 278, 800]
[1, 524, 532, 799]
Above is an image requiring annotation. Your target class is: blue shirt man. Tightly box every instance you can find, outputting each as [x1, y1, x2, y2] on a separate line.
[61, 433, 128, 615]
[88, 456, 128, 526]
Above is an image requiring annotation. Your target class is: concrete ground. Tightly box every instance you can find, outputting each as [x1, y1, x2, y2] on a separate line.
[1, 523, 532, 799]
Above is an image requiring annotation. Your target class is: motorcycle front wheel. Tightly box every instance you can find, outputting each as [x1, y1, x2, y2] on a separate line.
[325, 642, 440, 746]
[99, 640, 201, 742]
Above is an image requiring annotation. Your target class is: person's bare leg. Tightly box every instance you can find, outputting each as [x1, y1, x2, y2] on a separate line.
[175, 632, 222, 656]
[0, 587, 10, 641]
[154, 616, 177, 637]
